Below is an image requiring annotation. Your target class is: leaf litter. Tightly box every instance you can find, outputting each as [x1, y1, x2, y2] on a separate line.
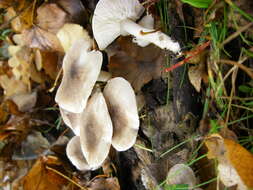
[0, 0, 253, 190]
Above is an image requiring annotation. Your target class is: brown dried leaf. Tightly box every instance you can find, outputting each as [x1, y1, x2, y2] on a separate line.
[36, 3, 67, 34]
[88, 177, 120, 190]
[108, 37, 164, 91]
[22, 156, 68, 190]
[56, 0, 87, 25]
[188, 65, 202, 92]
[22, 26, 63, 52]
[205, 134, 253, 189]
[22, 2, 69, 52]
[37, 50, 59, 79]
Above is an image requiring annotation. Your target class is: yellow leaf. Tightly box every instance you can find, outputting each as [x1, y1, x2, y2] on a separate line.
[22, 156, 67, 190]
[205, 134, 253, 189]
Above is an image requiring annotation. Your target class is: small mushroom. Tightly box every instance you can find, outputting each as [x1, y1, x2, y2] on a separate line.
[166, 164, 197, 189]
[80, 90, 113, 168]
[55, 39, 103, 113]
[66, 136, 93, 171]
[103, 77, 139, 151]
[92, 0, 180, 53]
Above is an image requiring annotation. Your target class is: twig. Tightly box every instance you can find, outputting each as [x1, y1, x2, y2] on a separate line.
[48, 67, 63, 92]
[165, 41, 210, 72]
[220, 22, 253, 47]
[218, 59, 253, 79]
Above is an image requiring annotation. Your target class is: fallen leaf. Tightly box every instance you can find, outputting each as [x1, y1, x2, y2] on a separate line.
[205, 134, 253, 190]
[188, 65, 202, 92]
[22, 26, 63, 52]
[36, 3, 68, 34]
[57, 23, 92, 52]
[108, 37, 164, 91]
[0, 75, 28, 97]
[9, 91, 37, 112]
[22, 156, 68, 190]
[56, 0, 88, 25]
[8, 46, 44, 88]
[4, 4, 33, 32]
[22, 2, 69, 52]
[38, 50, 60, 80]
[88, 177, 120, 190]
[0, 100, 22, 123]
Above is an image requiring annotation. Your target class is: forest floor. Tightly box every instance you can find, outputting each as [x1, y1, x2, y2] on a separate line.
[0, 0, 252, 190]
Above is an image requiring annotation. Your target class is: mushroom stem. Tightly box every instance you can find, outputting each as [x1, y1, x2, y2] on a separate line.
[121, 19, 181, 53]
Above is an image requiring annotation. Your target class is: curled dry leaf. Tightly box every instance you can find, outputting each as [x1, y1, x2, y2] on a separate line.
[204, 133, 253, 190]
[108, 37, 164, 91]
[188, 65, 203, 92]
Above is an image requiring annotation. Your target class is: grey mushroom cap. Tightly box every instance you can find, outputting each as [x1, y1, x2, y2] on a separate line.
[55, 39, 103, 113]
[103, 77, 139, 151]
[80, 91, 113, 168]
[167, 164, 197, 189]
[60, 107, 81, 136]
[66, 136, 94, 171]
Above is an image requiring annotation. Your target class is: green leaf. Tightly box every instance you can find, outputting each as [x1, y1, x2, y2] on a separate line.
[243, 101, 253, 106]
[164, 184, 189, 190]
[239, 85, 253, 93]
[181, 0, 212, 8]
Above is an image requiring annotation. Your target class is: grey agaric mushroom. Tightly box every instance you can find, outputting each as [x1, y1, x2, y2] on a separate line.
[66, 136, 93, 171]
[92, 0, 180, 53]
[80, 90, 113, 168]
[60, 108, 81, 136]
[167, 164, 197, 189]
[55, 39, 103, 113]
[103, 77, 139, 151]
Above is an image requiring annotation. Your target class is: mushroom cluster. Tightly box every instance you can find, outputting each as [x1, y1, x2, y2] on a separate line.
[56, 37, 139, 170]
[55, 0, 181, 171]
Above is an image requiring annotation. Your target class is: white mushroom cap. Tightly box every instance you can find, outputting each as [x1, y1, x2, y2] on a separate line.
[80, 91, 113, 168]
[92, 0, 144, 50]
[103, 77, 139, 151]
[92, 0, 180, 53]
[60, 107, 81, 136]
[66, 136, 93, 171]
[167, 164, 197, 189]
[55, 39, 103, 113]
